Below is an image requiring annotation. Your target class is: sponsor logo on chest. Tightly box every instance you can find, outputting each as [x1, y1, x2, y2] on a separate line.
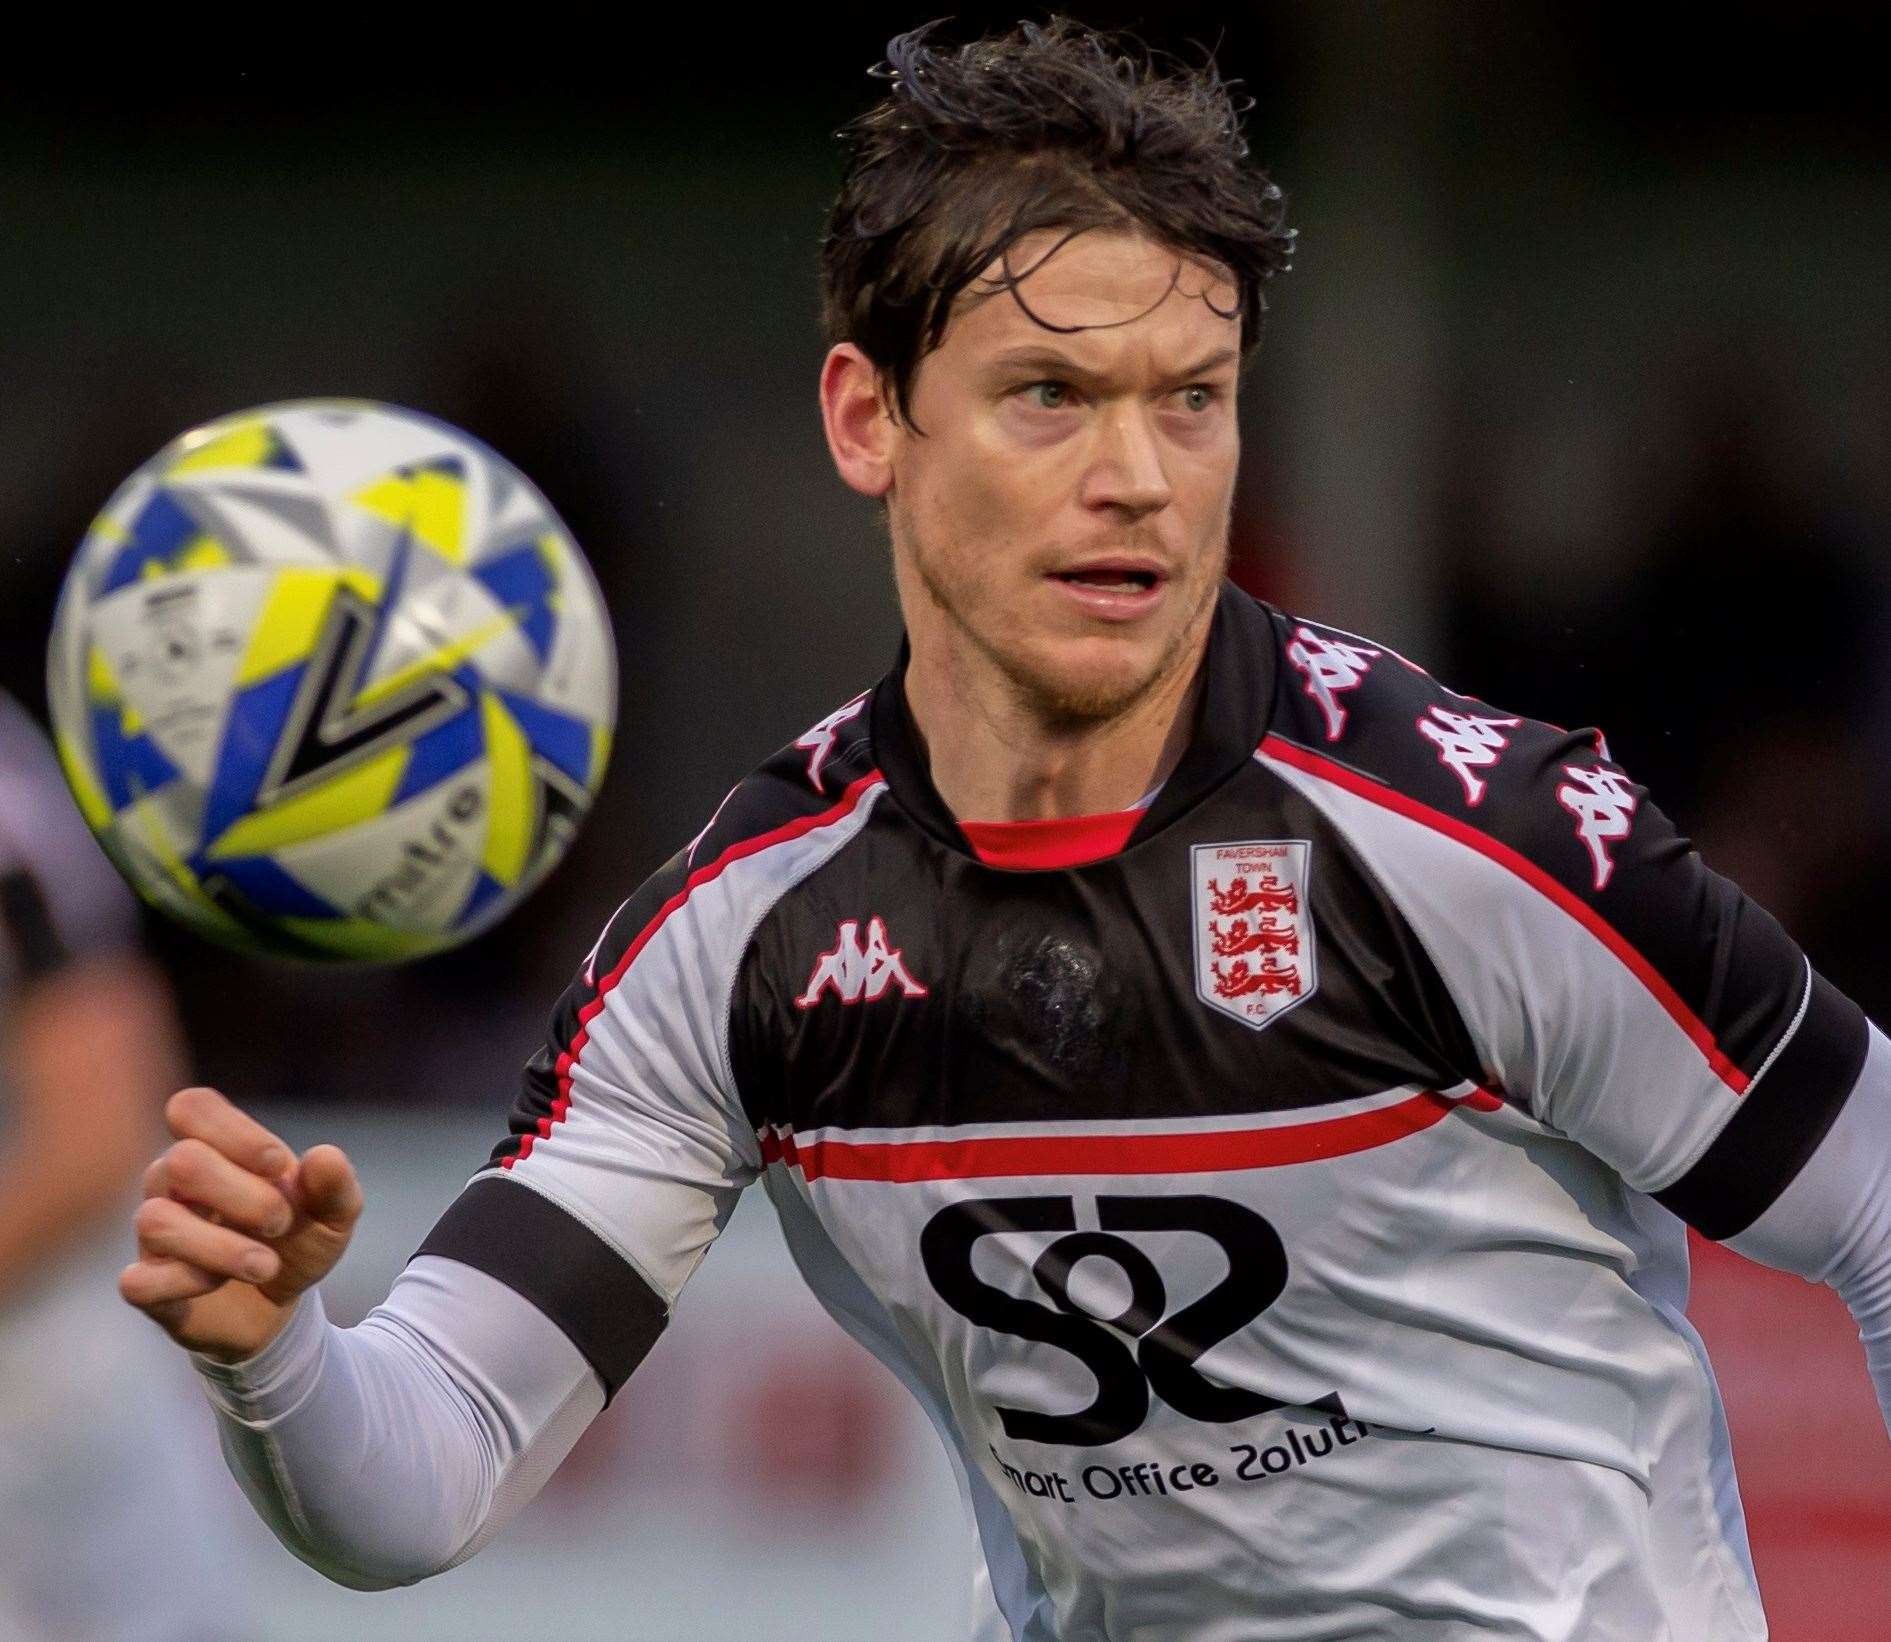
[1190, 840, 1317, 1030]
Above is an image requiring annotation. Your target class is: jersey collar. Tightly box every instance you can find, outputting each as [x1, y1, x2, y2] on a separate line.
[869, 581, 1278, 866]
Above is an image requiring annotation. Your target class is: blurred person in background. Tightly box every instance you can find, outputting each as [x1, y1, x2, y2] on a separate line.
[0, 691, 255, 1641]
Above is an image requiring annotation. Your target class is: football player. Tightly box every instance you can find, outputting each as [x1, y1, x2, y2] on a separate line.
[121, 19, 1889, 1639]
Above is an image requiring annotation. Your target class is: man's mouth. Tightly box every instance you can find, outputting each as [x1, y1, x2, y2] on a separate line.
[1051, 567, 1162, 593]
[1045, 560, 1168, 620]
[1048, 558, 1166, 593]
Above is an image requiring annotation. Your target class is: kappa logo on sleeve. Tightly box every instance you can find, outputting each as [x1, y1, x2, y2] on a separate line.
[1285, 627, 1381, 741]
[794, 691, 870, 793]
[580, 896, 632, 986]
[1556, 764, 1639, 890]
[1417, 707, 1522, 806]
[1191, 841, 1317, 1030]
[795, 915, 928, 1008]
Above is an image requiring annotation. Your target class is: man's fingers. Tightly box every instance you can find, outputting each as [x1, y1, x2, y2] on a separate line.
[292, 1144, 364, 1233]
[160, 1138, 295, 1238]
[134, 1196, 279, 1283]
[119, 1257, 223, 1310]
[163, 1086, 295, 1180]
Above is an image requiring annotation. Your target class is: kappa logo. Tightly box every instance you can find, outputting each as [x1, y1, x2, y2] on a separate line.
[794, 692, 870, 793]
[1191, 841, 1316, 1030]
[580, 897, 632, 987]
[1557, 764, 1639, 890]
[1417, 707, 1522, 806]
[1285, 626, 1381, 742]
[795, 916, 928, 1008]
[684, 781, 742, 867]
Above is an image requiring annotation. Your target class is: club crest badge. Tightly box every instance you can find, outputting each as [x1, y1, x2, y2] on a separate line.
[1191, 840, 1317, 1031]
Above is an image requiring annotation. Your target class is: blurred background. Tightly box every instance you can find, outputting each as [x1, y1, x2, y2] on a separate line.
[1, 2, 1887, 1637]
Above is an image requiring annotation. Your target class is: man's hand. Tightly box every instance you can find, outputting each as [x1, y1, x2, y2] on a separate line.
[119, 1086, 363, 1363]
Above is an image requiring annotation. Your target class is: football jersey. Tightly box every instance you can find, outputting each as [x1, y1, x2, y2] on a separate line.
[419, 585, 1868, 1641]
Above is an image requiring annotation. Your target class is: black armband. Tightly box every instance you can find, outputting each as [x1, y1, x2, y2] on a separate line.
[1654, 971, 1869, 1239]
[415, 1175, 669, 1403]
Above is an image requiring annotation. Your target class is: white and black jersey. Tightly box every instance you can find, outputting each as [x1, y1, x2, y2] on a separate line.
[418, 585, 1867, 1640]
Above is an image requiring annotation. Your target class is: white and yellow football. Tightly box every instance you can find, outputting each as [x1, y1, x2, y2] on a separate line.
[46, 400, 617, 962]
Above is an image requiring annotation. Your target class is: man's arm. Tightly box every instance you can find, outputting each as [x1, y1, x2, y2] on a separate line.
[126, 754, 868, 1584]
[125, 790, 810, 1583]
[1263, 713, 1887, 1421]
[122, 1084, 611, 1590]
[1728, 1020, 1891, 1425]
[191, 1257, 600, 1589]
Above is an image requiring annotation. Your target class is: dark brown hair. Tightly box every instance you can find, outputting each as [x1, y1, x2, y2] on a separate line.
[820, 16, 1295, 431]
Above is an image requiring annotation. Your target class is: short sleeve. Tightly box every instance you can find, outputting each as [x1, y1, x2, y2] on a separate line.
[1262, 721, 1868, 1240]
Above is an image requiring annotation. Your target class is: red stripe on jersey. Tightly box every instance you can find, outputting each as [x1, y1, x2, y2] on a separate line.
[760, 1088, 1462, 1183]
[506, 771, 884, 1169]
[959, 808, 1144, 869]
[1259, 734, 1750, 1096]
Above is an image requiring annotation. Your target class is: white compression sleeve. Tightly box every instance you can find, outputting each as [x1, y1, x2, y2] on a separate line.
[190, 1254, 604, 1590]
[1726, 1021, 1891, 1433]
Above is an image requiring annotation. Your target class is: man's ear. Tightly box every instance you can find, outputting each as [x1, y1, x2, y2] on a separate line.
[819, 344, 898, 499]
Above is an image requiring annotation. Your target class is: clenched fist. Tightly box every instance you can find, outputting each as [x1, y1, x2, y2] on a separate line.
[119, 1086, 363, 1363]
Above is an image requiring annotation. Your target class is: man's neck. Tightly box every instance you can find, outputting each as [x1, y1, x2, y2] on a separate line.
[903, 632, 1209, 823]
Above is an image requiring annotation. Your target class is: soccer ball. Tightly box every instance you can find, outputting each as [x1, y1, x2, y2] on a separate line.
[46, 400, 617, 963]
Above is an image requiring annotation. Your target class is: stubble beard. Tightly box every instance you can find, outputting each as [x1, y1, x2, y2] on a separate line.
[907, 527, 1227, 728]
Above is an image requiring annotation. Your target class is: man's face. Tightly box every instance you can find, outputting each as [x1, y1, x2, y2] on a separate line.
[886, 228, 1242, 722]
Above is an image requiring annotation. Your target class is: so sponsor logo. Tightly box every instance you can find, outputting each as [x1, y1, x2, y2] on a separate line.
[921, 1193, 1344, 1449]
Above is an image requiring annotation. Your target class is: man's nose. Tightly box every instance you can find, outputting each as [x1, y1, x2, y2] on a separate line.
[1079, 403, 1173, 518]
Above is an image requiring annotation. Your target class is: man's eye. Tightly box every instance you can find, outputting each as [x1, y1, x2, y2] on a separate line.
[1179, 385, 1217, 412]
[1026, 381, 1071, 409]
